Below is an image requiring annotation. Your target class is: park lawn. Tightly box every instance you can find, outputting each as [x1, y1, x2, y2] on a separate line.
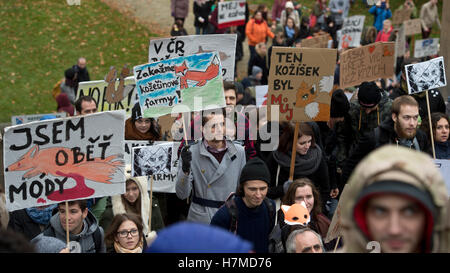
[0, 0, 157, 123]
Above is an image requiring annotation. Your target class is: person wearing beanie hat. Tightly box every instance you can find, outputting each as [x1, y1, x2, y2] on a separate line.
[125, 102, 161, 141]
[211, 157, 276, 253]
[336, 81, 393, 175]
[60, 67, 77, 104]
[31, 235, 69, 253]
[330, 89, 350, 118]
[339, 145, 449, 253]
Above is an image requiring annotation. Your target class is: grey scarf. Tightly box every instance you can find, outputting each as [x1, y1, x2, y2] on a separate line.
[273, 145, 322, 176]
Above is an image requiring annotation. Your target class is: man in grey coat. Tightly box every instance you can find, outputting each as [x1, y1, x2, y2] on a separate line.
[38, 199, 105, 253]
[177, 108, 247, 224]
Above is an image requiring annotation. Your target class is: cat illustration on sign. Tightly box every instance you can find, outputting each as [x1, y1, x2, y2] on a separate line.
[293, 76, 333, 121]
[175, 55, 220, 89]
[5, 144, 123, 202]
[134, 145, 172, 176]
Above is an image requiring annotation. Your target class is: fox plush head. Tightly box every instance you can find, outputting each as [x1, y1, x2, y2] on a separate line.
[281, 202, 311, 226]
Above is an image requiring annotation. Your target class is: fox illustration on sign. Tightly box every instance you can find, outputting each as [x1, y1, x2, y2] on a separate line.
[175, 55, 220, 89]
[5, 144, 123, 201]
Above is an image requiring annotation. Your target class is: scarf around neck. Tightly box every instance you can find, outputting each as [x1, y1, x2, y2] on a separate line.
[273, 145, 322, 176]
[113, 240, 143, 253]
[26, 204, 57, 225]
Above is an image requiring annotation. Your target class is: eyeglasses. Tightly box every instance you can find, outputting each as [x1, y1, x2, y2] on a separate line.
[117, 229, 139, 238]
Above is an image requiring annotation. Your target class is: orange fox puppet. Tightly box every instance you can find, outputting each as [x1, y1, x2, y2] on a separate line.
[281, 202, 311, 226]
[175, 55, 220, 90]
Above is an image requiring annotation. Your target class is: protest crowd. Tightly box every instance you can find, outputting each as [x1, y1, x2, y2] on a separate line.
[1, 0, 450, 255]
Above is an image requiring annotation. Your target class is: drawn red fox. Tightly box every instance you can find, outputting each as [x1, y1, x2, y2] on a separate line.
[175, 55, 220, 90]
[6, 145, 123, 201]
[294, 80, 331, 121]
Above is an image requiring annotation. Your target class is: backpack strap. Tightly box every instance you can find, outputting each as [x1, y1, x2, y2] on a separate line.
[92, 228, 103, 253]
[224, 193, 239, 234]
[263, 197, 276, 231]
[374, 127, 381, 148]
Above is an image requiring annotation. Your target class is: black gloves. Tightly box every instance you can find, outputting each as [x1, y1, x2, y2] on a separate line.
[181, 145, 192, 173]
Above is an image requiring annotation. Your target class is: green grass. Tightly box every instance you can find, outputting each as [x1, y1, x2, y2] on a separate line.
[0, 0, 157, 123]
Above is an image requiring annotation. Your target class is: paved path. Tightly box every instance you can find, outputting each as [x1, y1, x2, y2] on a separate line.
[101, 0, 250, 80]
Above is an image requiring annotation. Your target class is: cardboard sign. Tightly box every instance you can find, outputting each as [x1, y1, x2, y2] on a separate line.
[435, 159, 450, 196]
[393, 7, 412, 25]
[394, 25, 406, 61]
[148, 34, 237, 81]
[157, 113, 179, 141]
[255, 85, 268, 107]
[338, 15, 365, 50]
[267, 47, 337, 122]
[134, 51, 226, 118]
[325, 185, 349, 243]
[3, 111, 126, 211]
[218, 0, 246, 29]
[11, 112, 67, 125]
[76, 76, 138, 117]
[414, 38, 440, 58]
[301, 34, 331, 48]
[403, 18, 422, 36]
[405, 56, 447, 94]
[131, 142, 181, 193]
[339, 42, 395, 89]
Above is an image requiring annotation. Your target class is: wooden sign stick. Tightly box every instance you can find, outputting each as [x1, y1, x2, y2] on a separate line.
[289, 122, 301, 181]
[148, 174, 154, 232]
[426, 90, 436, 159]
[65, 201, 70, 247]
[333, 236, 341, 253]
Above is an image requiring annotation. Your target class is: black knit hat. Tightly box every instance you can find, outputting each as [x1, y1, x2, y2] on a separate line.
[358, 81, 381, 108]
[330, 89, 350, 118]
[239, 157, 271, 185]
[131, 102, 143, 122]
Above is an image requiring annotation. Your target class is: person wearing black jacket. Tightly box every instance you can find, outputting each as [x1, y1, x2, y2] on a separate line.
[342, 95, 430, 184]
[193, 0, 213, 35]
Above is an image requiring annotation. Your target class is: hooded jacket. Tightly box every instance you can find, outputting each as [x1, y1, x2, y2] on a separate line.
[340, 145, 448, 253]
[342, 117, 430, 184]
[44, 209, 105, 253]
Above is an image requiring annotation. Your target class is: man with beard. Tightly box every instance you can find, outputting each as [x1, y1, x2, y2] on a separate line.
[176, 108, 247, 224]
[341, 95, 429, 184]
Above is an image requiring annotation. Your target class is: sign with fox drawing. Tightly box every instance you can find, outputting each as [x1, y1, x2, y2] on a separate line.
[3, 111, 126, 211]
[148, 34, 237, 81]
[134, 51, 226, 118]
[267, 47, 337, 122]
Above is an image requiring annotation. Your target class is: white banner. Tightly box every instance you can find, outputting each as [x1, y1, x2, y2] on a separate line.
[4, 111, 126, 211]
[414, 38, 439, 58]
[218, 0, 246, 29]
[11, 112, 67, 125]
[338, 15, 365, 50]
[405, 56, 447, 94]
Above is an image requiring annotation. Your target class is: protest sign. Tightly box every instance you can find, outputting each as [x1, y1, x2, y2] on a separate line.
[148, 34, 237, 81]
[414, 38, 440, 58]
[403, 18, 422, 36]
[124, 140, 157, 165]
[301, 34, 331, 48]
[218, 0, 246, 29]
[3, 111, 126, 211]
[11, 112, 67, 125]
[157, 113, 179, 141]
[132, 142, 181, 193]
[405, 56, 447, 94]
[338, 15, 365, 50]
[267, 47, 337, 122]
[134, 51, 226, 118]
[394, 25, 406, 62]
[76, 76, 138, 117]
[393, 7, 412, 26]
[325, 185, 349, 243]
[255, 85, 268, 107]
[434, 159, 450, 196]
[339, 42, 395, 89]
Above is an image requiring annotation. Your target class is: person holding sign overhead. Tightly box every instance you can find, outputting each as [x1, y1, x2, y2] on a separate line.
[176, 108, 246, 224]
